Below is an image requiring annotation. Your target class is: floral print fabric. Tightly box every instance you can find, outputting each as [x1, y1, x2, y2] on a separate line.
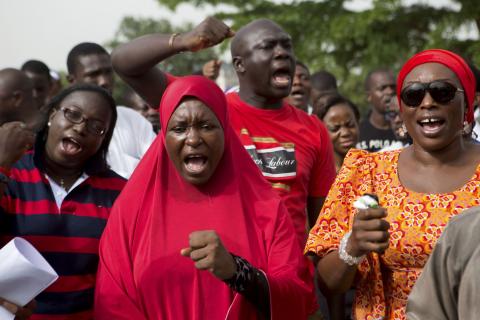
[305, 148, 480, 319]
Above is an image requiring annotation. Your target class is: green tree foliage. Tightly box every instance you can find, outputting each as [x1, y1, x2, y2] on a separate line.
[153, 0, 480, 112]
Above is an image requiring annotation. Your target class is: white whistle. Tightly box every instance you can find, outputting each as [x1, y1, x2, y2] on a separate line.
[353, 195, 379, 210]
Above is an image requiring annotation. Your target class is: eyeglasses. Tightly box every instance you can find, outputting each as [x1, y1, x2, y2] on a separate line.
[400, 81, 464, 107]
[60, 107, 107, 136]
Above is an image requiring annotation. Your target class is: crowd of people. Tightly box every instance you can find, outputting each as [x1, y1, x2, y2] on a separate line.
[0, 14, 480, 320]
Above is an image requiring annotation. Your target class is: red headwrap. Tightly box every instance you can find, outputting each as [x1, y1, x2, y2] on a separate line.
[159, 75, 228, 132]
[396, 49, 476, 123]
[95, 76, 314, 319]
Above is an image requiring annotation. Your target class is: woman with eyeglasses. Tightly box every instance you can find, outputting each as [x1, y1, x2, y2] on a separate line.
[305, 49, 480, 319]
[0, 84, 126, 319]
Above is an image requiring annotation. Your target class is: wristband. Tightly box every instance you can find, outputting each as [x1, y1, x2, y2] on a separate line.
[339, 231, 365, 266]
[224, 254, 254, 293]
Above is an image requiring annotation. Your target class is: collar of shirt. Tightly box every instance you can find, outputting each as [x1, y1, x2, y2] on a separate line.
[45, 173, 89, 209]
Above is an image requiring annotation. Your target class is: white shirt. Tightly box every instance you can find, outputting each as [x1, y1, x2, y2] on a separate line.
[46, 173, 89, 209]
[473, 108, 480, 142]
[107, 106, 157, 179]
[307, 105, 313, 115]
[379, 141, 409, 152]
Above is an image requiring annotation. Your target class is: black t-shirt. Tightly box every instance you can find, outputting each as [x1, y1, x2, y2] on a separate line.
[357, 118, 399, 152]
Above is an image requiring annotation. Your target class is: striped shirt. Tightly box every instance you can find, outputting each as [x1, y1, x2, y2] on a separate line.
[0, 151, 126, 320]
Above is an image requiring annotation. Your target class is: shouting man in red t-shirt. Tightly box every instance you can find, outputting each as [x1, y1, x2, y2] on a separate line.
[111, 17, 336, 247]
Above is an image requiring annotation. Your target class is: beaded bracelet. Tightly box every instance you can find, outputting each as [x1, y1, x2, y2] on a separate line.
[339, 231, 365, 266]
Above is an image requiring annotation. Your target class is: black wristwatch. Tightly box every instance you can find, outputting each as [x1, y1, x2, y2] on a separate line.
[0, 172, 10, 184]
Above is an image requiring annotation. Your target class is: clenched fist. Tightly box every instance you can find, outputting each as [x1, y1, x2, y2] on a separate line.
[177, 17, 235, 52]
[181, 230, 236, 280]
[347, 207, 390, 257]
[0, 122, 35, 168]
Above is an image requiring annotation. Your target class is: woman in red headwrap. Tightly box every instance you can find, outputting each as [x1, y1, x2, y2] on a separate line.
[305, 49, 480, 319]
[94, 75, 314, 320]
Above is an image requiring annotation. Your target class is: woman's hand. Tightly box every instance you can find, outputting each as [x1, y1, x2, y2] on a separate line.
[177, 17, 235, 52]
[0, 297, 36, 320]
[181, 230, 237, 280]
[347, 207, 390, 257]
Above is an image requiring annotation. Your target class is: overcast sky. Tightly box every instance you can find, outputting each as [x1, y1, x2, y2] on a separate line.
[0, 0, 214, 71]
[0, 0, 470, 72]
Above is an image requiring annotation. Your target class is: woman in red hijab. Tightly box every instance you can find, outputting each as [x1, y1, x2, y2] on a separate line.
[94, 75, 314, 319]
[305, 49, 480, 319]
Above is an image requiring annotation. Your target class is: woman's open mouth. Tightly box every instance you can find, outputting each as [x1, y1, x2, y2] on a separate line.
[61, 137, 83, 156]
[183, 154, 208, 174]
[417, 117, 446, 137]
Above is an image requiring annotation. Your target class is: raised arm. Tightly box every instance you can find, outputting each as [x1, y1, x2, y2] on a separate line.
[111, 17, 234, 108]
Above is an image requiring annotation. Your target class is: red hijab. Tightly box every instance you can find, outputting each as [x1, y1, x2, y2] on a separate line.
[95, 76, 314, 319]
[396, 49, 476, 123]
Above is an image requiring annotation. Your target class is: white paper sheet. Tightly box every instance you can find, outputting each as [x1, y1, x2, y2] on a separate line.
[0, 237, 58, 320]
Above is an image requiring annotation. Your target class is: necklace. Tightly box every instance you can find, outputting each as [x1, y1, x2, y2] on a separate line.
[60, 178, 66, 190]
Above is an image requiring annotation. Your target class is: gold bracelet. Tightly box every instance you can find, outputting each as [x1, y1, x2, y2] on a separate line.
[169, 33, 179, 50]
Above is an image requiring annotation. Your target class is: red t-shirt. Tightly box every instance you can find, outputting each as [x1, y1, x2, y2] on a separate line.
[226, 93, 336, 245]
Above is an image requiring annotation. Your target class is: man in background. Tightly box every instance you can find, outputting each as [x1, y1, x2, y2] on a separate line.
[288, 61, 313, 114]
[21, 60, 52, 113]
[310, 70, 338, 105]
[66, 42, 156, 178]
[357, 68, 398, 152]
[122, 87, 160, 133]
[0, 68, 44, 131]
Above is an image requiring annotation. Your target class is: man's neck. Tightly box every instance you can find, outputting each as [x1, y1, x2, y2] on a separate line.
[238, 89, 283, 110]
[369, 109, 389, 130]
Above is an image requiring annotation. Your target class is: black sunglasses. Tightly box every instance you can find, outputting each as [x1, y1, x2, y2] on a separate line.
[400, 81, 464, 107]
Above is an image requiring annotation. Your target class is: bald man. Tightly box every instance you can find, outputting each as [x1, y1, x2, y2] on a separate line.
[111, 17, 336, 248]
[0, 68, 44, 130]
[0, 68, 38, 318]
[310, 70, 338, 104]
[21, 60, 53, 113]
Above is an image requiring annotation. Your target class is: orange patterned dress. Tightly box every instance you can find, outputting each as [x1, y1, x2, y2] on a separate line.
[305, 149, 480, 319]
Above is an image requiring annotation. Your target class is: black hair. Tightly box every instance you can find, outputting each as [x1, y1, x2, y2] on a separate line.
[296, 60, 310, 73]
[364, 68, 392, 91]
[67, 42, 109, 74]
[310, 70, 337, 91]
[21, 60, 51, 81]
[315, 93, 360, 122]
[37, 84, 117, 175]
